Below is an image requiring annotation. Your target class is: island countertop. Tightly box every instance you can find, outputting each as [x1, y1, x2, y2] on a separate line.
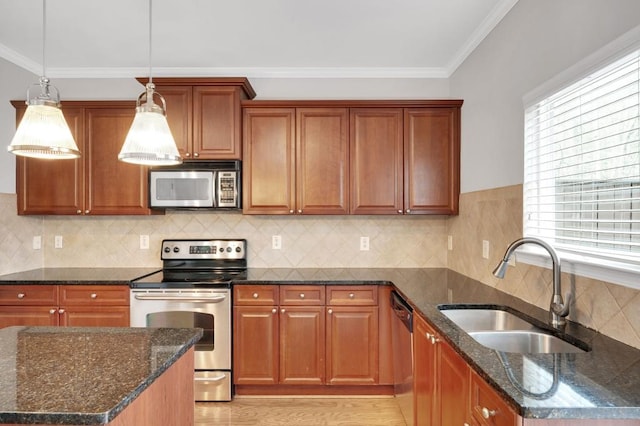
[0, 326, 202, 425]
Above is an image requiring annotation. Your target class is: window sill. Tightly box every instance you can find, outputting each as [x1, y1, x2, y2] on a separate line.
[515, 247, 640, 291]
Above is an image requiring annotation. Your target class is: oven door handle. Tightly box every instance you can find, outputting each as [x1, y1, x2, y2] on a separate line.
[195, 374, 227, 383]
[133, 294, 227, 303]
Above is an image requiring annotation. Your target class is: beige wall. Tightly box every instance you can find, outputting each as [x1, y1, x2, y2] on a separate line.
[448, 185, 640, 350]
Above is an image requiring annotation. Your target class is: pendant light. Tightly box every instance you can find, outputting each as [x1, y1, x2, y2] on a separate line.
[7, 0, 80, 159]
[119, 0, 181, 166]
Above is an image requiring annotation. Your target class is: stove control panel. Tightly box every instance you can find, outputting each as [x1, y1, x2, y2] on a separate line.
[161, 239, 246, 260]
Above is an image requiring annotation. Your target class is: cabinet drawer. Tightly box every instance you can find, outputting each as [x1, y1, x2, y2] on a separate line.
[279, 285, 325, 305]
[0, 285, 58, 305]
[470, 371, 517, 426]
[327, 286, 378, 305]
[234, 285, 278, 305]
[59, 285, 129, 306]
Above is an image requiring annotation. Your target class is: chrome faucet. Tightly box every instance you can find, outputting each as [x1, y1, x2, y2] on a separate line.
[493, 237, 571, 328]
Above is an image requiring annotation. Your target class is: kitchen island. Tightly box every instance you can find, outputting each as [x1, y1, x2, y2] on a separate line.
[0, 326, 201, 425]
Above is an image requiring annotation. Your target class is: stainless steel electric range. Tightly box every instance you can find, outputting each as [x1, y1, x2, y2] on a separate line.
[130, 239, 247, 401]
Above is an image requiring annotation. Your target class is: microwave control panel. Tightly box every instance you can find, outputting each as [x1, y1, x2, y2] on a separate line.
[216, 171, 238, 207]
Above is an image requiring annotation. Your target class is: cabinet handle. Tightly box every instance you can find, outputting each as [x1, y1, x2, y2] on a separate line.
[328, 308, 333, 314]
[17, 293, 25, 299]
[76, 210, 82, 214]
[289, 210, 294, 214]
[90, 293, 97, 299]
[185, 152, 191, 157]
[297, 209, 302, 213]
[348, 293, 355, 299]
[49, 309, 56, 314]
[431, 336, 439, 345]
[406, 209, 411, 213]
[299, 293, 305, 299]
[85, 210, 90, 214]
[272, 308, 277, 314]
[194, 153, 199, 158]
[481, 407, 496, 419]
[58, 309, 65, 314]
[252, 293, 259, 299]
[397, 210, 403, 214]
[425, 332, 432, 339]
[281, 308, 285, 313]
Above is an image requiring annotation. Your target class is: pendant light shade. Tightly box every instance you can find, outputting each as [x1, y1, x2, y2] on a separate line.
[7, 1, 80, 160]
[118, 0, 181, 166]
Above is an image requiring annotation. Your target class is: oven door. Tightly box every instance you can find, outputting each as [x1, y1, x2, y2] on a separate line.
[130, 288, 230, 371]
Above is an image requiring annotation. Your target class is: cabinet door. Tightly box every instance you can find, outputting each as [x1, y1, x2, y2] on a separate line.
[84, 107, 152, 215]
[15, 107, 85, 215]
[350, 108, 404, 214]
[194, 86, 243, 159]
[59, 306, 129, 327]
[155, 85, 193, 159]
[242, 108, 296, 214]
[438, 337, 470, 426]
[296, 108, 349, 214]
[404, 108, 460, 214]
[470, 371, 517, 426]
[326, 306, 379, 385]
[0, 306, 58, 327]
[233, 305, 279, 384]
[279, 306, 325, 384]
[414, 314, 438, 426]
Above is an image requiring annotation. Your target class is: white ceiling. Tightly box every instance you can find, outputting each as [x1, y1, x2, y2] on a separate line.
[0, 0, 518, 79]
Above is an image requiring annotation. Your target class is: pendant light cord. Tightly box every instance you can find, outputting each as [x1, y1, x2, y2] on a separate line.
[42, 0, 46, 77]
[148, 0, 153, 84]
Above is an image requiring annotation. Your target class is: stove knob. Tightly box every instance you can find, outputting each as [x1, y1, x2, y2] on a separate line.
[163, 247, 171, 253]
[235, 247, 242, 253]
[173, 247, 180, 253]
[226, 247, 232, 253]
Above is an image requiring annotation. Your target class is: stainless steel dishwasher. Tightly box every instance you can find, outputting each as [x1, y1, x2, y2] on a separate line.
[391, 291, 414, 426]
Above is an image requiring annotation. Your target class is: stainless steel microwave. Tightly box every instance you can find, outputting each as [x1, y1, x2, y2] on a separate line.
[148, 161, 241, 209]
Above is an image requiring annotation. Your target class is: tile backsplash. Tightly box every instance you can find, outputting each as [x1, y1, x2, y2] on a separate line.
[2, 187, 639, 350]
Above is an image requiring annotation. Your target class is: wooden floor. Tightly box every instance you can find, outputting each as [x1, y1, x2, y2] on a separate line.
[195, 397, 408, 426]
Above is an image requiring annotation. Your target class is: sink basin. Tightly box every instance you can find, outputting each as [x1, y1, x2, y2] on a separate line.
[468, 330, 586, 353]
[439, 307, 588, 354]
[440, 308, 537, 332]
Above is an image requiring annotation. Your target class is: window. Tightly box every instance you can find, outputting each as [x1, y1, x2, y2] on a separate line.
[524, 48, 640, 272]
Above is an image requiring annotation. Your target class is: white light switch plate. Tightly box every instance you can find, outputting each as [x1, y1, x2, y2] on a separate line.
[360, 236, 370, 251]
[140, 235, 150, 250]
[33, 236, 42, 250]
[54, 235, 63, 249]
[272, 235, 282, 250]
[482, 240, 490, 259]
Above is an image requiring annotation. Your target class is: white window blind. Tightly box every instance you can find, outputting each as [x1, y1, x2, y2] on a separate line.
[524, 48, 640, 265]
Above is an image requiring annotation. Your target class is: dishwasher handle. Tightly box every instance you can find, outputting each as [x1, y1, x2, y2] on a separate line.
[391, 291, 413, 333]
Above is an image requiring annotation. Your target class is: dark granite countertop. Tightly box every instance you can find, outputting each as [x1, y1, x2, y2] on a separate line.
[0, 326, 201, 425]
[236, 268, 640, 420]
[0, 268, 161, 285]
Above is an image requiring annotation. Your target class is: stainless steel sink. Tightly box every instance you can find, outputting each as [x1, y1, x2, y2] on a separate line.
[468, 330, 586, 353]
[439, 307, 587, 354]
[440, 308, 537, 332]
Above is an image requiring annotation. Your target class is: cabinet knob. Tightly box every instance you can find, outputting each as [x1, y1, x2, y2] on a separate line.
[289, 210, 294, 214]
[397, 210, 403, 214]
[281, 308, 285, 313]
[85, 210, 90, 214]
[49, 309, 56, 314]
[90, 293, 97, 299]
[328, 308, 333, 314]
[406, 209, 411, 213]
[252, 293, 259, 299]
[272, 308, 277, 314]
[193, 153, 199, 158]
[77, 210, 82, 214]
[348, 293, 355, 299]
[299, 293, 305, 299]
[297, 209, 302, 213]
[185, 152, 191, 157]
[58, 309, 65, 314]
[481, 407, 496, 419]
[431, 336, 439, 345]
[17, 293, 25, 299]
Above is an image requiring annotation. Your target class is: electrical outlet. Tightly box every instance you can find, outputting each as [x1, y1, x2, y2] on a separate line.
[272, 235, 282, 250]
[360, 236, 370, 251]
[33, 236, 42, 250]
[447, 235, 453, 251]
[140, 235, 150, 250]
[482, 240, 490, 259]
[55, 235, 63, 249]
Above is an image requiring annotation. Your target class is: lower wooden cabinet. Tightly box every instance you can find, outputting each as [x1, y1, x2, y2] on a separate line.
[233, 284, 387, 391]
[0, 284, 130, 328]
[469, 370, 517, 426]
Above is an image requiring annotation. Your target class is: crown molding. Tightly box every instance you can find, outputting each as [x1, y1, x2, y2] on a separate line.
[0, 42, 40, 75]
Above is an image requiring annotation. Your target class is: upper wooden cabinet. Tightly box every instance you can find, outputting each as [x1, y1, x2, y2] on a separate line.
[242, 106, 349, 214]
[13, 101, 156, 216]
[138, 78, 256, 160]
[242, 100, 462, 215]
